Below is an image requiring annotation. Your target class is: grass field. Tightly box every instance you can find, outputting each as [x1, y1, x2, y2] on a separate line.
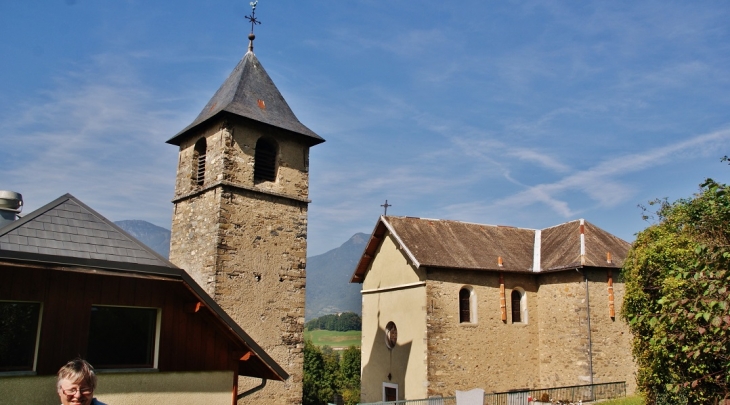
[304, 329, 361, 348]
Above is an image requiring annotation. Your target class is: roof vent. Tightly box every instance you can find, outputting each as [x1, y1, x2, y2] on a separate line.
[0, 190, 23, 228]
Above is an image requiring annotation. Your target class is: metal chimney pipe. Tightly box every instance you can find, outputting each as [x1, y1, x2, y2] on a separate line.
[0, 190, 23, 228]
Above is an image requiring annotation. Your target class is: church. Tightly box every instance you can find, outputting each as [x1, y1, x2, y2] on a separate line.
[351, 215, 637, 402]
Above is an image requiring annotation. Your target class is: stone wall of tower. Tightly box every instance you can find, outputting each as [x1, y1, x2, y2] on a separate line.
[169, 117, 310, 405]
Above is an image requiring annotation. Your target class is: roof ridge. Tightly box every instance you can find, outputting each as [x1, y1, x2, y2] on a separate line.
[390, 215, 539, 231]
[540, 218, 582, 231]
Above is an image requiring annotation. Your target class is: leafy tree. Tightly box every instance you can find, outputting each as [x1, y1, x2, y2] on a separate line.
[306, 312, 362, 332]
[303, 340, 362, 405]
[339, 346, 361, 405]
[321, 346, 340, 402]
[622, 179, 730, 404]
[303, 339, 330, 405]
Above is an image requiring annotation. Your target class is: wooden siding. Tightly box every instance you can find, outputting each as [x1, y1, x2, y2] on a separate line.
[0, 265, 240, 375]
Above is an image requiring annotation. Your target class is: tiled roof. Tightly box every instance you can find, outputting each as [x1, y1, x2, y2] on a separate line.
[351, 216, 630, 283]
[0, 193, 173, 269]
[167, 51, 324, 146]
[385, 217, 535, 271]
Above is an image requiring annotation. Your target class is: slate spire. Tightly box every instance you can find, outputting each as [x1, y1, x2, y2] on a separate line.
[167, 8, 323, 146]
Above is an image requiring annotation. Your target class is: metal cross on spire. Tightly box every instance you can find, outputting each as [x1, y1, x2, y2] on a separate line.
[245, 1, 261, 52]
[381, 200, 392, 216]
[246, 1, 261, 33]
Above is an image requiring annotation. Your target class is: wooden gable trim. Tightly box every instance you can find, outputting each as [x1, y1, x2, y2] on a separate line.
[350, 216, 420, 284]
[350, 217, 386, 283]
[381, 217, 420, 269]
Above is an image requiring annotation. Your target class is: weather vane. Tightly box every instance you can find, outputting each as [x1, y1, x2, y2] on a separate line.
[246, 1, 261, 35]
[245, 1, 261, 52]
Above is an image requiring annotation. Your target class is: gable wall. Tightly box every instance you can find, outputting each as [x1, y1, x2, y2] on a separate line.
[425, 269, 540, 396]
[362, 233, 425, 290]
[360, 234, 428, 402]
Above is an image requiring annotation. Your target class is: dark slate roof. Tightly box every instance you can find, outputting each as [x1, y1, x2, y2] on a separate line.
[0, 193, 289, 381]
[167, 51, 324, 146]
[0, 194, 172, 269]
[351, 216, 630, 283]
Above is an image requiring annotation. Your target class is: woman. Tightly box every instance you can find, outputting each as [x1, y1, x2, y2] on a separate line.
[56, 359, 107, 405]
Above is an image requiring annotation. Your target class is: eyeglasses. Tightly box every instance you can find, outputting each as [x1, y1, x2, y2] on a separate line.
[60, 387, 93, 396]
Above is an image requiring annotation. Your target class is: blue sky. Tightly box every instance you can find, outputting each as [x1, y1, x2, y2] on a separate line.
[1, 1, 729, 256]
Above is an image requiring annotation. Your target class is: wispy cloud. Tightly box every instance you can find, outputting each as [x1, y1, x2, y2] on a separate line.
[0, 53, 184, 227]
[445, 128, 730, 220]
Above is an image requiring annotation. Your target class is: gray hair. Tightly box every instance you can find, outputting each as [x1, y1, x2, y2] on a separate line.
[57, 358, 97, 391]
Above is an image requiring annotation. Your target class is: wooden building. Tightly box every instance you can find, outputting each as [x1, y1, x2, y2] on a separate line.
[0, 193, 287, 405]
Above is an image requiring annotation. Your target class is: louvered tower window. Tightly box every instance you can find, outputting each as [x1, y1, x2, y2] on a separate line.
[254, 138, 277, 183]
[193, 138, 207, 187]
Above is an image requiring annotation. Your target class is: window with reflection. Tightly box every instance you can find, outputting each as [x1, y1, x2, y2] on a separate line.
[87, 306, 159, 369]
[0, 301, 41, 372]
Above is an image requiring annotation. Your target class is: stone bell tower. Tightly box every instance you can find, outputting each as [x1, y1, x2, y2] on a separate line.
[167, 31, 324, 405]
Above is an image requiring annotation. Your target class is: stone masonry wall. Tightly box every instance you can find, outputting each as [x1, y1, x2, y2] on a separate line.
[227, 119, 310, 198]
[536, 269, 636, 394]
[423, 268, 636, 397]
[169, 191, 220, 295]
[585, 268, 636, 394]
[169, 117, 310, 405]
[426, 269, 541, 396]
[215, 187, 307, 405]
[535, 270, 592, 388]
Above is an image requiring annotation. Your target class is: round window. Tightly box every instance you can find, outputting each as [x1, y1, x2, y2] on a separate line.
[385, 321, 397, 349]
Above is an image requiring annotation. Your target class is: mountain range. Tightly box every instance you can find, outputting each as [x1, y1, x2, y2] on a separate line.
[304, 233, 367, 319]
[114, 220, 171, 258]
[114, 220, 366, 320]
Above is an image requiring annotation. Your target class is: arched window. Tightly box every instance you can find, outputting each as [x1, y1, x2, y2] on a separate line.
[254, 138, 278, 183]
[459, 287, 476, 323]
[511, 288, 527, 324]
[193, 138, 207, 187]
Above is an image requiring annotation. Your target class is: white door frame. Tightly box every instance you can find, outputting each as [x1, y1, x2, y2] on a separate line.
[382, 382, 399, 402]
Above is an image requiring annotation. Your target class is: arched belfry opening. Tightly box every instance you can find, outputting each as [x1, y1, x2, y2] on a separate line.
[254, 137, 278, 183]
[193, 138, 207, 187]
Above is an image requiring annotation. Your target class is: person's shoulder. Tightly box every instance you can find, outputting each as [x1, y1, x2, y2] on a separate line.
[92, 398, 109, 405]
